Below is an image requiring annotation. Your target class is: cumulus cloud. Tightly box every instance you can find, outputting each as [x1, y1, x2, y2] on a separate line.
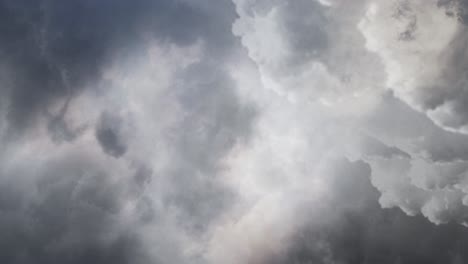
[359, 0, 468, 132]
[226, 0, 468, 261]
[3, 0, 468, 263]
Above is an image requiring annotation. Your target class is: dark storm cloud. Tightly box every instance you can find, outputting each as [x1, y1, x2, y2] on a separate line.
[0, 0, 237, 134]
[275, 211, 468, 264]
[256, 159, 468, 264]
[5, 0, 468, 264]
[0, 152, 152, 264]
[0, 0, 254, 263]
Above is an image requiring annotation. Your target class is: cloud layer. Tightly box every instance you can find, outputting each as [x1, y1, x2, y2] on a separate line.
[2, 0, 468, 263]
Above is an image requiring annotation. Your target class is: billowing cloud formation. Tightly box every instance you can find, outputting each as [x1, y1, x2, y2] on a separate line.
[359, 0, 468, 132]
[0, 1, 252, 263]
[229, 0, 468, 260]
[2, 0, 468, 264]
[354, 0, 468, 226]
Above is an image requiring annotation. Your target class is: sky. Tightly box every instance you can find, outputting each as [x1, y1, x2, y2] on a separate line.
[1, 0, 468, 263]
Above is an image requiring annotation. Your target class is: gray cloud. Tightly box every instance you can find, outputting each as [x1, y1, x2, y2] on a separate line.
[0, 0, 253, 263]
[359, 0, 468, 132]
[95, 112, 129, 158]
[3, 0, 468, 264]
[0, 151, 152, 264]
[364, 93, 468, 163]
[161, 60, 256, 232]
[0, 0, 237, 135]
[272, 210, 468, 264]
[220, 158, 468, 264]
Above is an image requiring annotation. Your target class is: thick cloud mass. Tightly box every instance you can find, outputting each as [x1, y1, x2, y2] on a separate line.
[2, 0, 468, 263]
[0, 0, 236, 133]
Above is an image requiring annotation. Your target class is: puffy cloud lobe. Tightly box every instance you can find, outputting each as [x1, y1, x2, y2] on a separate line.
[232, 0, 384, 116]
[350, 1, 468, 226]
[359, 0, 468, 132]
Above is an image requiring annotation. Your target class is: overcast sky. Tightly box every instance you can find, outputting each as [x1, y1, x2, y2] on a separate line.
[1, 0, 468, 263]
